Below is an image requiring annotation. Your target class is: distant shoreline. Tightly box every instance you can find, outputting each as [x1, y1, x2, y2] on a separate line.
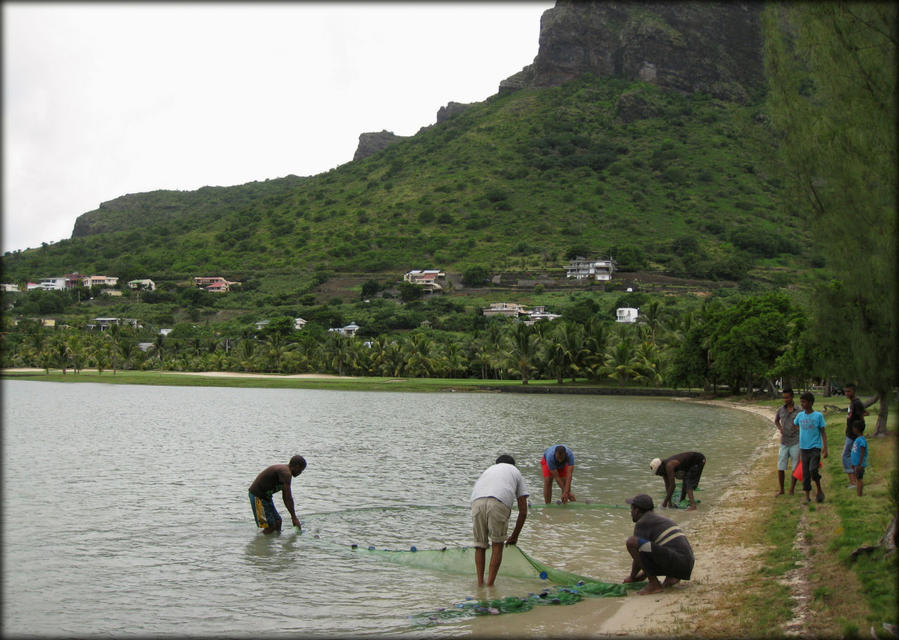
[1, 368, 706, 396]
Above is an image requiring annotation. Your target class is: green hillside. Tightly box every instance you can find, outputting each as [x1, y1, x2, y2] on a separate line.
[2, 74, 803, 288]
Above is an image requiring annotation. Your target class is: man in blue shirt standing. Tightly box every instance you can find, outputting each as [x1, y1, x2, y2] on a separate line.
[795, 391, 828, 504]
[541, 444, 575, 504]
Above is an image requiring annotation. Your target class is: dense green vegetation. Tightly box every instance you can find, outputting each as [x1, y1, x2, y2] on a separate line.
[763, 3, 896, 426]
[2, 74, 805, 287]
[0, 284, 837, 397]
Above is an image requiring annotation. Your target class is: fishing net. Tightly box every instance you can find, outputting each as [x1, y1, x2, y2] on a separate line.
[407, 545, 643, 625]
[298, 504, 647, 625]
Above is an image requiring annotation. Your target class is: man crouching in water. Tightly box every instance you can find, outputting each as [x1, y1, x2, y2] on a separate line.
[623, 493, 694, 595]
[249, 455, 306, 534]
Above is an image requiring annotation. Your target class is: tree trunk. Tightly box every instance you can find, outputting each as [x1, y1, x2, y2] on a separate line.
[873, 394, 889, 436]
[881, 514, 897, 552]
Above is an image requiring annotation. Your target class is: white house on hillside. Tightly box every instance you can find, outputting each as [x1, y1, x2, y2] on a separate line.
[403, 269, 445, 292]
[329, 322, 360, 337]
[482, 302, 527, 318]
[565, 257, 616, 281]
[616, 307, 639, 323]
[128, 279, 156, 291]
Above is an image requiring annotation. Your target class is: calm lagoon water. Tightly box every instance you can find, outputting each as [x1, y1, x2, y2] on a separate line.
[2, 380, 768, 637]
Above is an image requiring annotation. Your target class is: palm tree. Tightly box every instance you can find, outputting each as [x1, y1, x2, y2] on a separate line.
[152, 333, 166, 368]
[558, 321, 588, 382]
[440, 340, 467, 378]
[604, 331, 639, 385]
[67, 333, 85, 374]
[118, 339, 137, 371]
[583, 317, 611, 380]
[51, 335, 72, 374]
[323, 332, 353, 376]
[108, 323, 121, 375]
[507, 322, 538, 384]
[235, 338, 258, 372]
[639, 300, 667, 345]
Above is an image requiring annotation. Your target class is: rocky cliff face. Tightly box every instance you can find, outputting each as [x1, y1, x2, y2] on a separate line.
[352, 130, 408, 162]
[352, 2, 763, 162]
[500, 1, 764, 102]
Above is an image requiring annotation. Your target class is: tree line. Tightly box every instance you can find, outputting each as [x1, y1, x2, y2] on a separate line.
[2, 291, 854, 397]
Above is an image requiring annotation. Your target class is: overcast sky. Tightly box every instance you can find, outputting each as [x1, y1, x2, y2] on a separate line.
[2, 2, 553, 254]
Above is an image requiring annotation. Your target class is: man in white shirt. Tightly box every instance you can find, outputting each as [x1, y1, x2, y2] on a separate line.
[470, 454, 530, 586]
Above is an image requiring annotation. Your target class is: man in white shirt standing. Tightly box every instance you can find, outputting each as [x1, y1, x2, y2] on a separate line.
[470, 454, 530, 586]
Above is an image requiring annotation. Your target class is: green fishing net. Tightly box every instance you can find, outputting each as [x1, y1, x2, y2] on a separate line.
[372, 545, 646, 626]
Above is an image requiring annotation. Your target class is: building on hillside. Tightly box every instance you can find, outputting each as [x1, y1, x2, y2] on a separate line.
[565, 256, 616, 281]
[294, 317, 307, 330]
[616, 307, 639, 323]
[403, 269, 445, 292]
[524, 306, 562, 324]
[90, 317, 141, 330]
[328, 322, 360, 337]
[65, 272, 87, 288]
[33, 277, 67, 291]
[83, 275, 119, 288]
[128, 279, 156, 291]
[1, 283, 20, 292]
[482, 302, 527, 318]
[194, 276, 239, 292]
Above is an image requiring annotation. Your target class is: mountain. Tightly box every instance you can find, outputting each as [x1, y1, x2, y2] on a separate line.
[2, 2, 807, 292]
[501, 0, 763, 102]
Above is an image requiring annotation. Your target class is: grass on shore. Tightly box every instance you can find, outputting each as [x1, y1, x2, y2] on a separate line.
[0, 368, 703, 395]
[697, 405, 897, 638]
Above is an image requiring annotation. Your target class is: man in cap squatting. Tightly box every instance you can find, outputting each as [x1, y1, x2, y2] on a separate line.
[650, 451, 706, 510]
[623, 493, 695, 595]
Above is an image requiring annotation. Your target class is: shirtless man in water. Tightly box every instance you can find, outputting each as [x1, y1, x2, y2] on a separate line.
[248, 455, 306, 534]
[650, 451, 705, 510]
[623, 494, 695, 595]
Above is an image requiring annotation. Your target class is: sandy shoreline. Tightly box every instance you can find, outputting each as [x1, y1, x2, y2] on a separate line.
[594, 399, 778, 636]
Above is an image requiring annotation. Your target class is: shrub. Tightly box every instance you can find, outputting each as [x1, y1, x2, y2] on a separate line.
[462, 266, 490, 286]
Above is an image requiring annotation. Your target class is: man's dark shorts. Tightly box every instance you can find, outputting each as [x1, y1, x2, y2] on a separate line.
[249, 492, 282, 529]
[675, 455, 705, 498]
[800, 448, 822, 492]
[636, 537, 694, 580]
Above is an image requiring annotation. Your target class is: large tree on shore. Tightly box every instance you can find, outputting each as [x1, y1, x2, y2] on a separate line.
[763, 3, 897, 431]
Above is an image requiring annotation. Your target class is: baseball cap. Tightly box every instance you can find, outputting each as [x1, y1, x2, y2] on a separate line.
[625, 494, 654, 511]
[649, 458, 662, 473]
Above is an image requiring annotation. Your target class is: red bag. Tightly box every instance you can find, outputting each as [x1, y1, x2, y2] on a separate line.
[792, 459, 822, 481]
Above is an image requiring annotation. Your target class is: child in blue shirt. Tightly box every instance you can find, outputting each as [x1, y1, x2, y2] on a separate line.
[794, 391, 828, 504]
[849, 422, 868, 497]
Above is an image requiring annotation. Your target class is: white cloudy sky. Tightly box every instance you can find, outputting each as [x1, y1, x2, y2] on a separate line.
[2, 2, 553, 254]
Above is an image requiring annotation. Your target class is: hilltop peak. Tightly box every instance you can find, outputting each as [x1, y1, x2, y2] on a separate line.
[500, 1, 763, 102]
